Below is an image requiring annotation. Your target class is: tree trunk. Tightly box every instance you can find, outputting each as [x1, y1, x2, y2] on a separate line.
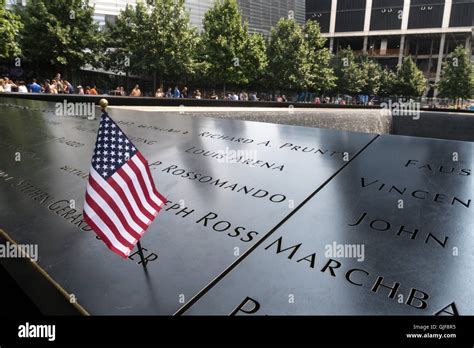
[126, 70, 130, 92]
[68, 67, 74, 85]
[153, 71, 157, 93]
[223, 82, 226, 96]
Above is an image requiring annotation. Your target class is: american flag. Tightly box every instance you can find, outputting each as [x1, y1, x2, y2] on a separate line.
[83, 112, 166, 258]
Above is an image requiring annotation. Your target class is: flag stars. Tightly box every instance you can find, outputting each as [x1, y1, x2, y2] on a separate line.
[92, 115, 139, 179]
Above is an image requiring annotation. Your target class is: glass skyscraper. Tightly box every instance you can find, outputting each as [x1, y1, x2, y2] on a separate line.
[185, 0, 215, 30]
[238, 0, 306, 36]
[305, 0, 473, 95]
[89, 0, 305, 35]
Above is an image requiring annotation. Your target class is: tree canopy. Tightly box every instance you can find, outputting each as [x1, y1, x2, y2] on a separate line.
[15, 0, 103, 76]
[200, 0, 267, 91]
[438, 45, 474, 100]
[104, 0, 198, 89]
[393, 56, 426, 98]
[358, 55, 382, 96]
[266, 18, 308, 92]
[303, 20, 335, 94]
[332, 48, 366, 95]
[0, 1, 23, 60]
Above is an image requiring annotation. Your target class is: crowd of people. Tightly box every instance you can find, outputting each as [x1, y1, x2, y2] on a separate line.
[0, 74, 376, 105]
[2, 76, 472, 109]
[0, 74, 296, 103]
[114, 84, 265, 102]
[0, 74, 101, 95]
[0, 76, 371, 106]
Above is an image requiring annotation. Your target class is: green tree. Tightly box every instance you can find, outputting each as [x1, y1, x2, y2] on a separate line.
[358, 55, 382, 96]
[240, 33, 268, 88]
[303, 20, 335, 94]
[0, 2, 23, 60]
[331, 47, 365, 95]
[105, 0, 198, 91]
[267, 18, 308, 94]
[15, 0, 103, 78]
[102, 4, 138, 87]
[393, 56, 426, 98]
[378, 66, 396, 97]
[201, 0, 266, 93]
[438, 45, 474, 100]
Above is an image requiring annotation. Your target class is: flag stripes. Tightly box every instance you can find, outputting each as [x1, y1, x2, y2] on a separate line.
[83, 112, 166, 258]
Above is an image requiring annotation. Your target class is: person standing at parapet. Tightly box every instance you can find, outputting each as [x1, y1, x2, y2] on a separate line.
[3, 77, 16, 92]
[173, 86, 181, 98]
[89, 85, 98, 95]
[17, 81, 28, 93]
[131, 84, 141, 97]
[181, 86, 188, 98]
[64, 80, 74, 94]
[155, 88, 164, 98]
[29, 79, 41, 93]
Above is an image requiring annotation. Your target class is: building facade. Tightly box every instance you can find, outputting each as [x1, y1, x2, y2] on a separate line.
[238, 0, 306, 36]
[89, 0, 305, 34]
[89, 0, 214, 29]
[7, 0, 305, 34]
[90, 0, 135, 26]
[306, 0, 473, 89]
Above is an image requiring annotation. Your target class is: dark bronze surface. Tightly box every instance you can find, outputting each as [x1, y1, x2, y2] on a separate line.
[0, 98, 376, 314]
[183, 134, 474, 315]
